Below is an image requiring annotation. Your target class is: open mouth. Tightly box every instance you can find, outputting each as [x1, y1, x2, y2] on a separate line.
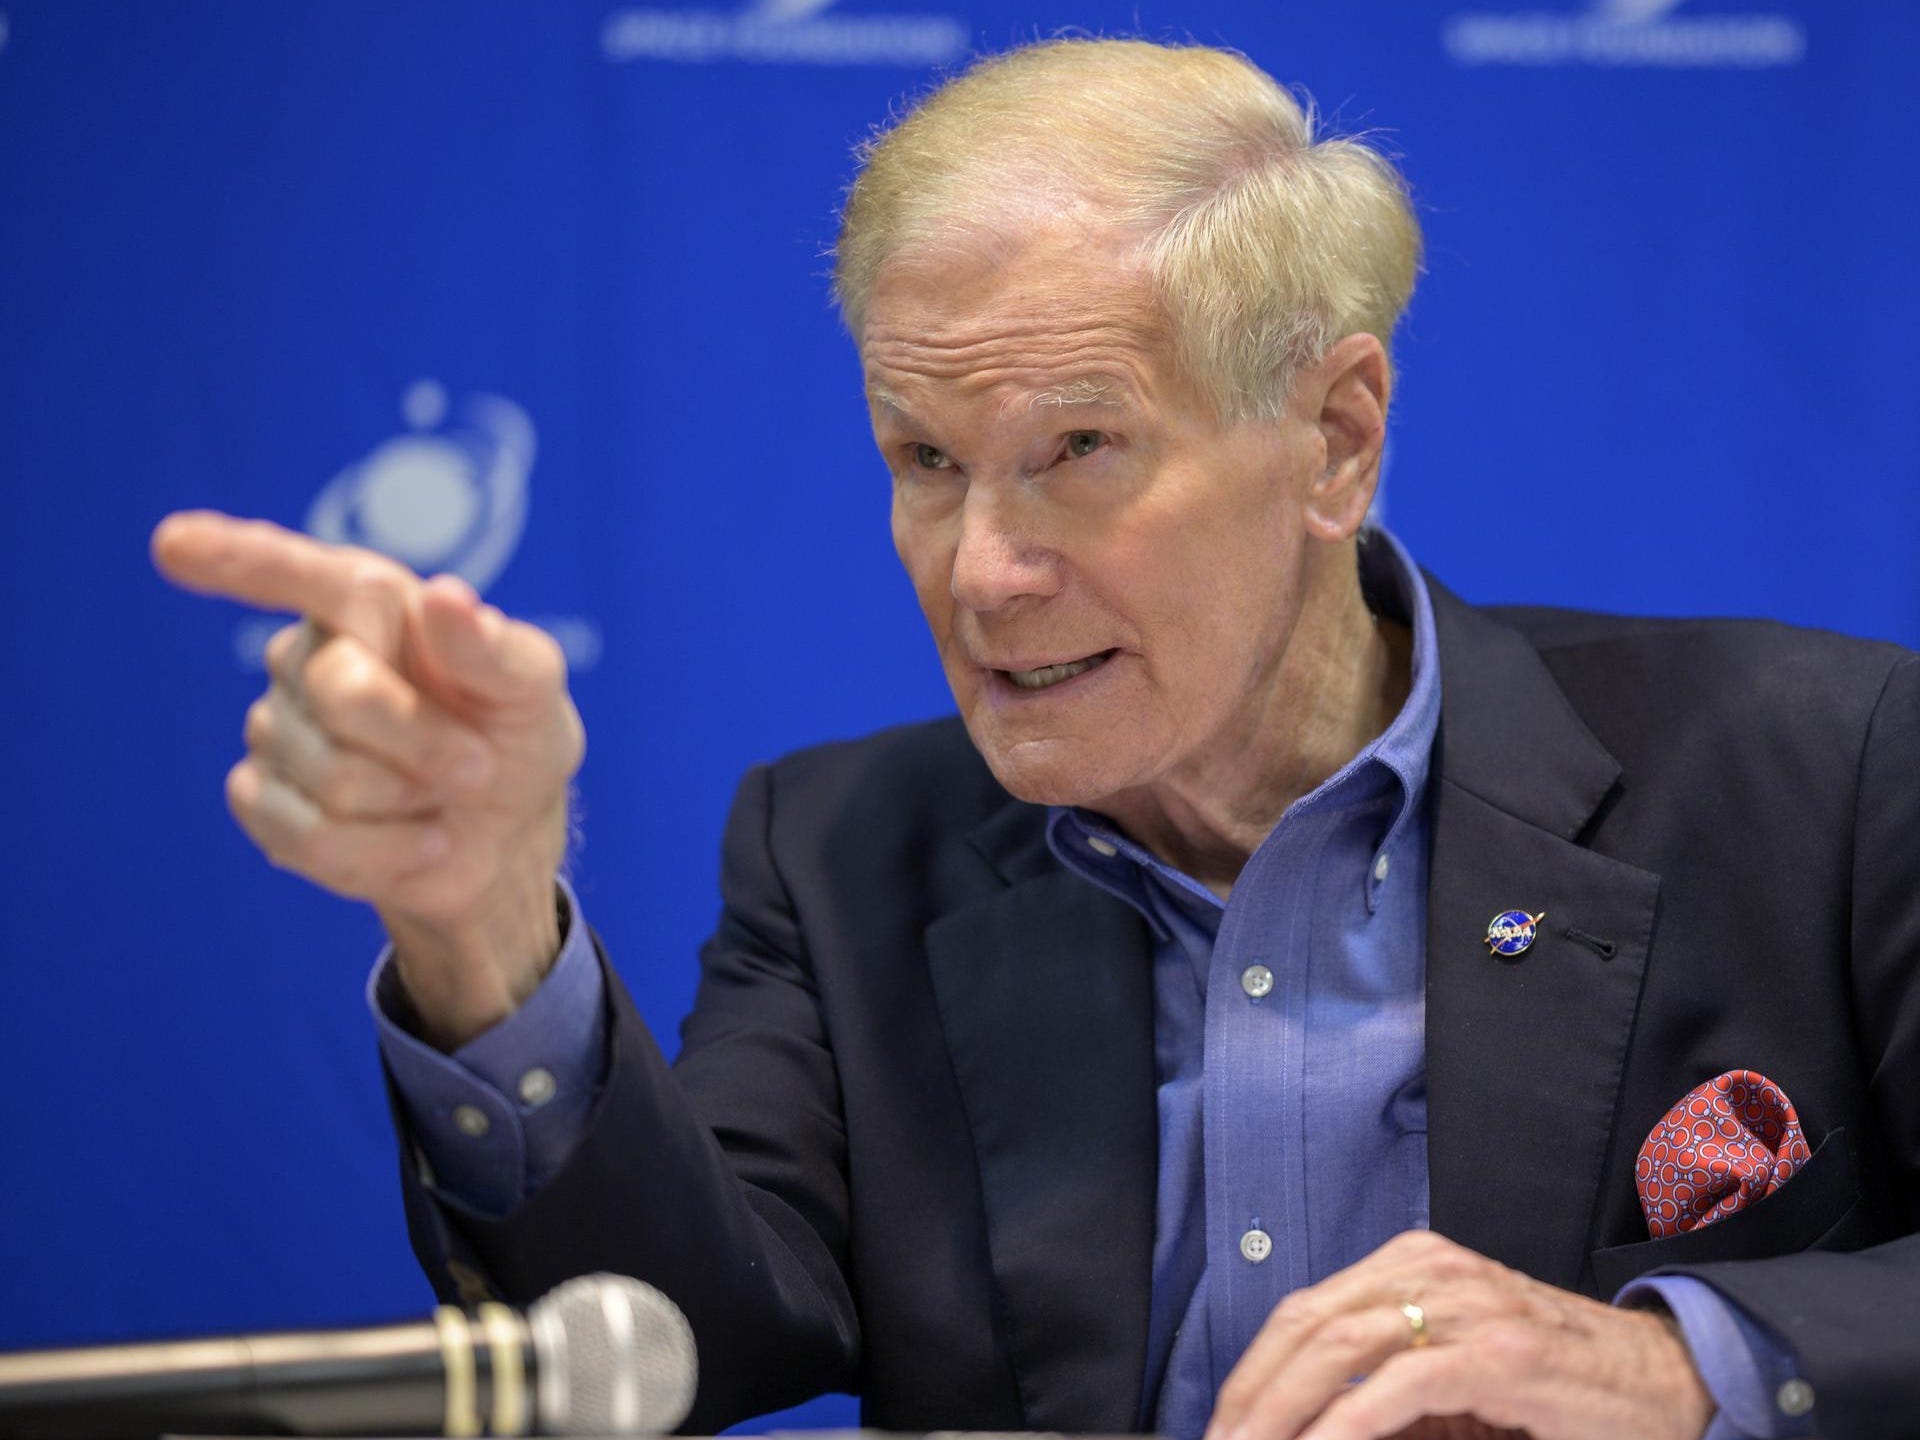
[999, 649, 1118, 692]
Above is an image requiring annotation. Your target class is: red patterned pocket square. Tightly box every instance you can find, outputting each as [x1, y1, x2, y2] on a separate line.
[1636, 1069, 1812, 1239]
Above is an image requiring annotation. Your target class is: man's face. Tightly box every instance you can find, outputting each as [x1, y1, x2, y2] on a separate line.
[863, 228, 1332, 809]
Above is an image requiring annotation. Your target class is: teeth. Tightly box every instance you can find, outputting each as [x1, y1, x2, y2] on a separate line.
[1006, 652, 1110, 690]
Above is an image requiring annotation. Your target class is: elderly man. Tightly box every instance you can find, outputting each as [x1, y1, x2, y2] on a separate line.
[155, 37, 1918, 1440]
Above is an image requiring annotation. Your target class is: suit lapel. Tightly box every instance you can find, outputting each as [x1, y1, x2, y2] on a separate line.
[925, 803, 1157, 1432]
[1423, 582, 1660, 1292]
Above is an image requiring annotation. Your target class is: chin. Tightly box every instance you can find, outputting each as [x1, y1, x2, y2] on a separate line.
[967, 726, 1134, 809]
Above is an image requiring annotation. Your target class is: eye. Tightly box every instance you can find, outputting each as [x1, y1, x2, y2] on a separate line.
[1063, 430, 1106, 460]
[911, 443, 954, 471]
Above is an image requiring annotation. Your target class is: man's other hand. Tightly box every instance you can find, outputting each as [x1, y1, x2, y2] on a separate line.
[1205, 1231, 1713, 1440]
[152, 511, 585, 1050]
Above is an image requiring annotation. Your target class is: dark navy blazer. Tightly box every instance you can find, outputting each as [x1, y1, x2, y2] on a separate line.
[397, 581, 1920, 1437]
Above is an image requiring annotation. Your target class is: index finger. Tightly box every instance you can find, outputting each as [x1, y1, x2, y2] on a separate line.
[152, 511, 413, 642]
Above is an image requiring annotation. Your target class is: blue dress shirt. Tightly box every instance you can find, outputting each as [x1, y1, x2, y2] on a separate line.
[372, 885, 606, 1214]
[1045, 527, 1437, 1436]
[374, 528, 1804, 1438]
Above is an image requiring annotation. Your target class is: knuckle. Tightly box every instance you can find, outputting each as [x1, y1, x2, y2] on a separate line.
[1320, 1312, 1377, 1352]
[242, 697, 274, 750]
[1478, 1318, 1545, 1370]
[344, 556, 409, 612]
[303, 633, 360, 685]
[1392, 1229, 1449, 1260]
[1430, 1248, 1481, 1284]
[526, 625, 568, 691]
[1271, 1289, 1319, 1327]
[227, 766, 293, 866]
[299, 635, 349, 693]
[1392, 1230, 1478, 1282]
[1212, 1373, 1255, 1418]
[320, 759, 413, 818]
[309, 651, 386, 728]
[263, 621, 309, 679]
[223, 759, 255, 817]
[309, 759, 365, 815]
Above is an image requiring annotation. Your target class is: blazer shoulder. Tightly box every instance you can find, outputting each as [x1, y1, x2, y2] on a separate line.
[1487, 605, 1916, 728]
[1489, 603, 1911, 660]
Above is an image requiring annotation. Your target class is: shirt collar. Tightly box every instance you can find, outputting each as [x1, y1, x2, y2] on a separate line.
[1045, 525, 1441, 910]
[1352, 525, 1441, 817]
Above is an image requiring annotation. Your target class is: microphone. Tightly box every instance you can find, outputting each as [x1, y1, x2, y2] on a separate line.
[0, 1273, 696, 1439]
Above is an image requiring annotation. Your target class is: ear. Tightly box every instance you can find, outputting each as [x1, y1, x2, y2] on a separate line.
[1300, 333, 1390, 543]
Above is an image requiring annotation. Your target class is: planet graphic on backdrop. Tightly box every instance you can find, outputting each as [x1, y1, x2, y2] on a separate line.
[305, 379, 535, 593]
[233, 381, 601, 672]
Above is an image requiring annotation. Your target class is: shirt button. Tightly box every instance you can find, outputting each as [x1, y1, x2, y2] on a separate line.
[1775, 1379, 1815, 1418]
[1239, 1228, 1273, 1263]
[452, 1105, 491, 1139]
[518, 1067, 557, 1107]
[1240, 964, 1274, 999]
[1374, 852, 1391, 882]
[1087, 834, 1119, 857]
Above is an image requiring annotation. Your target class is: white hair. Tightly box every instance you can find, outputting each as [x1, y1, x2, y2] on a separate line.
[834, 38, 1423, 420]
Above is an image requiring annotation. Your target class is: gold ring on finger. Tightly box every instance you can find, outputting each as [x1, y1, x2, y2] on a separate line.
[1398, 1300, 1431, 1349]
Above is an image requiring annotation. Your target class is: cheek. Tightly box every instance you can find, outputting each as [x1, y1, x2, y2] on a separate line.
[892, 496, 935, 582]
[1116, 529, 1243, 659]
[1198, 548, 1302, 671]
[893, 504, 960, 638]
[1122, 515, 1304, 707]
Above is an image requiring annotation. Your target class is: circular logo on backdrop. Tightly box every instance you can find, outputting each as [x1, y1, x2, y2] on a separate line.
[232, 379, 602, 674]
[305, 379, 535, 592]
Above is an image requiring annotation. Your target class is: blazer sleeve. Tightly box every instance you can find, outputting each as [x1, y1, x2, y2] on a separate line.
[1659, 654, 1920, 1439]
[393, 763, 861, 1434]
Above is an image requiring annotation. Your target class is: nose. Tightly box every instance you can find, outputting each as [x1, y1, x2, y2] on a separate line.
[949, 482, 1060, 613]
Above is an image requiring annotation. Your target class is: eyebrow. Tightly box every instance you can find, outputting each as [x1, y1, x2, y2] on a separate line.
[1025, 375, 1128, 410]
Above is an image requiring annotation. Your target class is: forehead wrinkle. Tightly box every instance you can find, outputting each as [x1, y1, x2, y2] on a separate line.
[863, 291, 1170, 431]
[864, 334, 1163, 411]
[865, 308, 1163, 373]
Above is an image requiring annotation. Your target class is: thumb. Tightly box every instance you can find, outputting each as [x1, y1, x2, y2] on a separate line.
[412, 574, 568, 710]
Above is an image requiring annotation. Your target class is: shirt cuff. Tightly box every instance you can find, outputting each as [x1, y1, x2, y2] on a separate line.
[1617, 1274, 1813, 1439]
[370, 878, 609, 1217]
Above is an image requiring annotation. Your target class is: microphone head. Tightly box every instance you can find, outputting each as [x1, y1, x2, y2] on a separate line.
[528, 1274, 697, 1436]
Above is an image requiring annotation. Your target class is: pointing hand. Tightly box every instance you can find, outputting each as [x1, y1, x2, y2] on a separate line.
[153, 511, 586, 1049]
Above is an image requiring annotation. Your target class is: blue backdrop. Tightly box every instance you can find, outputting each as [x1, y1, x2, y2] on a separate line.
[2, 1, 1914, 1431]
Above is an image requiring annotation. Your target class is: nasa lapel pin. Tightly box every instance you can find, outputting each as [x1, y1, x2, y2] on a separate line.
[1485, 910, 1545, 958]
